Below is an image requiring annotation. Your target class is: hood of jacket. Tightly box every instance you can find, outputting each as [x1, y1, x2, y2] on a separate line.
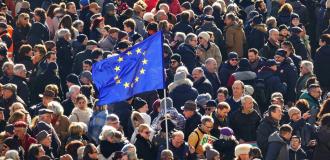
[268, 131, 287, 144]
[168, 78, 193, 92]
[252, 24, 267, 33]
[226, 21, 244, 31]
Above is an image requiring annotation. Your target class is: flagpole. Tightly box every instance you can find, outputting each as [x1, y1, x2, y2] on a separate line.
[163, 89, 169, 149]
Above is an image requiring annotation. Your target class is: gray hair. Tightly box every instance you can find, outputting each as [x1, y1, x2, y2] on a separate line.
[193, 67, 205, 76]
[201, 115, 214, 124]
[5, 150, 19, 160]
[57, 28, 71, 39]
[73, 20, 84, 28]
[13, 64, 26, 75]
[205, 58, 217, 65]
[241, 95, 254, 105]
[176, 66, 189, 75]
[48, 101, 64, 116]
[107, 113, 119, 122]
[269, 28, 279, 35]
[68, 85, 81, 95]
[143, 12, 154, 22]
[185, 33, 197, 44]
[2, 61, 14, 72]
[175, 32, 186, 42]
[301, 60, 313, 73]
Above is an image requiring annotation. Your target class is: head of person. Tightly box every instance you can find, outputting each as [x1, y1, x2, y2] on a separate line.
[123, 18, 135, 33]
[34, 8, 46, 23]
[247, 48, 259, 63]
[235, 144, 251, 160]
[106, 114, 120, 130]
[201, 116, 214, 133]
[68, 85, 81, 100]
[2, 83, 17, 99]
[241, 95, 254, 112]
[83, 143, 98, 160]
[19, 44, 33, 59]
[319, 34, 330, 47]
[232, 80, 244, 98]
[36, 130, 52, 147]
[269, 28, 279, 42]
[265, 59, 277, 71]
[288, 107, 301, 122]
[13, 121, 27, 137]
[33, 44, 47, 63]
[274, 49, 286, 63]
[138, 124, 151, 140]
[171, 131, 184, 148]
[170, 54, 181, 69]
[132, 97, 148, 113]
[47, 101, 64, 119]
[40, 90, 55, 107]
[228, 52, 239, 66]
[198, 31, 210, 45]
[160, 149, 174, 160]
[255, 0, 267, 12]
[182, 100, 197, 119]
[185, 33, 198, 48]
[205, 58, 217, 73]
[45, 51, 57, 64]
[75, 94, 88, 110]
[73, 20, 84, 33]
[298, 61, 313, 78]
[205, 100, 217, 115]
[89, 2, 100, 14]
[279, 124, 293, 141]
[66, 2, 76, 14]
[192, 67, 204, 82]
[290, 135, 301, 150]
[38, 109, 54, 124]
[224, 12, 236, 26]
[13, 64, 27, 78]
[268, 104, 282, 121]
[99, 127, 123, 143]
[217, 87, 229, 102]
[308, 83, 322, 99]
[28, 144, 45, 159]
[2, 61, 14, 77]
[82, 59, 93, 72]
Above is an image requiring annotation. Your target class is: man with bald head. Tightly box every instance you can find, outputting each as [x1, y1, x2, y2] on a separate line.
[260, 28, 280, 59]
[192, 67, 213, 95]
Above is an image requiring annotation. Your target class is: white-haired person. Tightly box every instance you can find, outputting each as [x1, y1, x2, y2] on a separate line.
[98, 127, 127, 159]
[48, 101, 71, 142]
[234, 144, 252, 160]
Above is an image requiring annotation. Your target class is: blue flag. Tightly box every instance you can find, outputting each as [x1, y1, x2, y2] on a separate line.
[92, 31, 165, 105]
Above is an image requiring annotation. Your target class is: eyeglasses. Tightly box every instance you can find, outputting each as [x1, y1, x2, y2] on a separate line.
[204, 125, 213, 129]
[230, 58, 238, 61]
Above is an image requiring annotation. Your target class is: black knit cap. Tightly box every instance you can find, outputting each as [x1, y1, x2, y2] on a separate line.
[170, 54, 181, 62]
[132, 97, 147, 110]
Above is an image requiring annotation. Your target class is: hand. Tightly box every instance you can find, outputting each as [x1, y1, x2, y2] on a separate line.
[302, 112, 311, 120]
[189, 145, 195, 154]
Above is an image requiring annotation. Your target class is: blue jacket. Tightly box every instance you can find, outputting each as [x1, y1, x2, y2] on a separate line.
[218, 61, 237, 87]
[266, 131, 290, 160]
[278, 58, 298, 103]
[88, 110, 108, 144]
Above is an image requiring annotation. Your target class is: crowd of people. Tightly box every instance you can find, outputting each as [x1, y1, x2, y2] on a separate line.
[0, 0, 328, 159]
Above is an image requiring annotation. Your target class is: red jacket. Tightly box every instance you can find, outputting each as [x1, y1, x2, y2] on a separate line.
[145, 0, 158, 12]
[169, 0, 181, 15]
[20, 134, 37, 153]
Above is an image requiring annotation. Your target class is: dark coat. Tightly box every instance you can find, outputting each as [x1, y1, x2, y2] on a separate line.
[250, 57, 266, 73]
[35, 69, 62, 100]
[314, 45, 330, 92]
[266, 131, 290, 160]
[277, 11, 292, 26]
[169, 80, 199, 112]
[229, 109, 261, 142]
[99, 140, 126, 159]
[72, 40, 86, 55]
[184, 112, 202, 141]
[79, 6, 93, 36]
[176, 43, 197, 73]
[289, 54, 302, 73]
[27, 22, 49, 46]
[172, 20, 194, 35]
[289, 119, 316, 147]
[11, 76, 30, 105]
[134, 134, 156, 160]
[89, 28, 103, 42]
[66, 12, 78, 22]
[313, 126, 330, 160]
[158, 141, 193, 160]
[218, 62, 237, 87]
[211, 112, 229, 138]
[259, 39, 280, 59]
[203, 68, 221, 98]
[0, 95, 26, 120]
[193, 77, 213, 95]
[287, 34, 309, 60]
[288, 0, 310, 26]
[0, 30, 12, 50]
[12, 25, 30, 61]
[289, 148, 307, 160]
[213, 138, 238, 160]
[256, 116, 280, 156]
[18, 56, 34, 72]
[61, 98, 75, 117]
[72, 49, 93, 74]
[246, 24, 267, 50]
[278, 58, 298, 103]
[109, 101, 133, 139]
[29, 102, 47, 118]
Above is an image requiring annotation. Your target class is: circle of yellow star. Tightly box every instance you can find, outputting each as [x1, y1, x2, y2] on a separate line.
[142, 51, 146, 55]
[114, 66, 120, 72]
[136, 48, 141, 54]
[142, 58, 148, 65]
[124, 82, 130, 88]
[118, 57, 123, 62]
[116, 79, 121, 84]
[114, 75, 119, 80]
[140, 68, 145, 74]
[127, 51, 132, 55]
[135, 77, 139, 82]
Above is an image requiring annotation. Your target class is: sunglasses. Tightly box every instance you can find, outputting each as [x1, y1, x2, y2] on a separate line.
[230, 58, 238, 61]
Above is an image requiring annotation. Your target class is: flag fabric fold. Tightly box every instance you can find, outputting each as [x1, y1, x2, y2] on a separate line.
[92, 31, 164, 105]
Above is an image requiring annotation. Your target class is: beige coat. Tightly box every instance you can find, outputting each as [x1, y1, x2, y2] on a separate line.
[225, 22, 246, 57]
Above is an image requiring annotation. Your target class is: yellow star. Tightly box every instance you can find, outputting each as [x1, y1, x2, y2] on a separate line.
[114, 75, 119, 80]
[116, 79, 121, 84]
[136, 48, 141, 54]
[127, 51, 132, 55]
[140, 68, 145, 74]
[124, 82, 130, 88]
[142, 58, 148, 65]
[135, 77, 139, 82]
[114, 66, 120, 72]
[118, 57, 123, 62]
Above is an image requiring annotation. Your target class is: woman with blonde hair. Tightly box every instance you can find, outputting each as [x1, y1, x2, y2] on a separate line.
[277, 3, 293, 26]
[13, 13, 31, 60]
[134, 124, 156, 160]
[98, 127, 127, 159]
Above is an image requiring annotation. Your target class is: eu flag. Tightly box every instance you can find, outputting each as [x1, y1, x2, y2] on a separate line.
[92, 31, 165, 105]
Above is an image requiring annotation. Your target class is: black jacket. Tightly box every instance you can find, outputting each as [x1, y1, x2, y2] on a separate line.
[0, 95, 26, 120]
[13, 25, 30, 61]
[259, 39, 280, 59]
[256, 116, 280, 156]
[0, 30, 12, 49]
[289, 119, 316, 147]
[176, 43, 197, 73]
[169, 82, 198, 112]
[172, 20, 194, 35]
[11, 76, 30, 105]
[193, 77, 213, 95]
[109, 101, 133, 139]
[213, 138, 238, 160]
[278, 58, 298, 103]
[27, 22, 49, 46]
[61, 98, 75, 117]
[204, 67, 221, 98]
[134, 134, 156, 160]
[229, 109, 261, 142]
[99, 140, 126, 159]
[313, 126, 330, 160]
[72, 49, 93, 74]
[287, 34, 309, 60]
[314, 45, 330, 92]
[266, 131, 290, 160]
[184, 112, 202, 141]
[289, 147, 307, 160]
[211, 112, 229, 138]
[218, 62, 237, 87]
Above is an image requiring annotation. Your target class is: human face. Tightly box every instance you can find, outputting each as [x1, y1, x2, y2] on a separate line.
[270, 31, 279, 42]
[282, 132, 292, 141]
[88, 145, 98, 159]
[192, 70, 203, 82]
[5, 65, 13, 76]
[42, 97, 53, 107]
[274, 55, 284, 63]
[172, 134, 184, 148]
[123, 25, 131, 33]
[291, 112, 301, 122]
[270, 65, 277, 71]
[198, 37, 207, 45]
[217, 108, 230, 118]
[189, 37, 198, 48]
[77, 24, 84, 33]
[224, 16, 233, 26]
[204, 107, 215, 115]
[80, 77, 91, 85]
[170, 60, 179, 69]
[290, 138, 301, 150]
[140, 128, 151, 140]
[259, 2, 267, 12]
[183, 110, 194, 119]
[280, 29, 289, 37]
[2, 89, 13, 99]
[138, 104, 149, 113]
[242, 98, 253, 111]
[217, 93, 226, 102]
[229, 58, 238, 66]
[47, 54, 57, 63]
[41, 135, 52, 147]
[83, 63, 92, 71]
[202, 121, 213, 133]
[107, 120, 120, 130]
[40, 113, 53, 124]
[14, 127, 26, 137]
[310, 87, 322, 99]
[281, 45, 291, 56]
[238, 154, 249, 160]
[67, 4, 77, 14]
[206, 60, 217, 73]
[232, 83, 243, 98]
[300, 65, 308, 75]
[77, 99, 87, 109]
[291, 18, 300, 27]
[271, 107, 282, 121]
[248, 52, 257, 63]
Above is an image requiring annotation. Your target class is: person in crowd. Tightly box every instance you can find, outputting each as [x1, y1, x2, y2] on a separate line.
[192, 67, 213, 95]
[176, 33, 197, 73]
[0, 83, 26, 120]
[27, 8, 49, 46]
[203, 58, 221, 97]
[213, 127, 238, 160]
[295, 60, 315, 98]
[247, 48, 265, 73]
[13, 121, 37, 156]
[13, 13, 31, 61]
[36, 130, 55, 159]
[227, 58, 257, 88]
[226, 80, 245, 113]
[134, 124, 156, 160]
[28, 144, 46, 160]
[234, 144, 252, 160]
[266, 124, 293, 160]
[12, 64, 30, 105]
[72, 40, 98, 75]
[287, 27, 309, 60]
[224, 13, 245, 58]
[218, 52, 238, 86]
[88, 100, 108, 144]
[82, 143, 98, 160]
[289, 135, 308, 160]
[182, 100, 202, 140]
[299, 84, 322, 124]
[69, 94, 92, 125]
[259, 28, 280, 59]
[47, 101, 70, 143]
[197, 31, 222, 67]
[315, 34, 330, 93]
[98, 127, 126, 159]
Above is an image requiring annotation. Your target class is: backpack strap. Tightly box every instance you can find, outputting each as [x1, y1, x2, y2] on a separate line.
[193, 130, 201, 149]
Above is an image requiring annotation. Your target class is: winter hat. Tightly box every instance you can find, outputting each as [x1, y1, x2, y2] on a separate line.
[278, 24, 288, 31]
[106, 3, 116, 11]
[80, 0, 90, 7]
[288, 107, 301, 118]
[174, 71, 186, 82]
[238, 58, 250, 70]
[252, 14, 263, 24]
[36, 130, 51, 143]
[206, 100, 217, 107]
[195, 93, 212, 107]
[132, 97, 147, 110]
[220, 127, 234, 136]
[244, 85, 254, 96]
[160, 97, 173, 109]
[290, 13, 300, 21]
[86, 40, 98, 46]
[275, 49, 287, 57]
[198, 32, 210, 41]
[3, 137, 19, 150]
[181, 2, 191, 10]
[290, 27, 303, 34]
[2, 83, 17, 94]
[228, 52, 238, 59]
[80, 71, 92, 82]
[66, 73, 81, 86]
[170, 54, 181, 63]
[265, 59, 277, 67]
[235, 144, 252, 157]
[77, 34, 87, 43]
[205, 144, 220, 160]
